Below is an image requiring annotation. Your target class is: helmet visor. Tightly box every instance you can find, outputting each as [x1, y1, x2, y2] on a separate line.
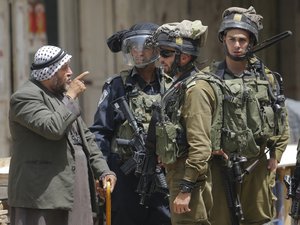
[121, 35, 159, 67]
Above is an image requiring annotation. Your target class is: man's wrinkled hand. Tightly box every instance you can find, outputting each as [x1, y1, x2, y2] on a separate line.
[95, 180, 105, 200]
[66, 71, 89, 99]
[102, 174, 117, 193]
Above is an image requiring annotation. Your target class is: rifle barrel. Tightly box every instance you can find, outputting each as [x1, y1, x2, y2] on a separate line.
[252, 30, 292, 53]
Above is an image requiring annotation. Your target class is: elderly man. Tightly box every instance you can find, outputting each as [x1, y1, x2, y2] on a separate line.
[8, 45, 116, 225]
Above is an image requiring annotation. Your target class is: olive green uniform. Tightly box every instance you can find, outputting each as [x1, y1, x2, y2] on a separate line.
[204, 61, 290, 225]
[162, 70, 217, 225]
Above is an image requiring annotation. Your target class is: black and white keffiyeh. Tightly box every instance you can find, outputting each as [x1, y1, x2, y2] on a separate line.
[31, 45, 72, 81]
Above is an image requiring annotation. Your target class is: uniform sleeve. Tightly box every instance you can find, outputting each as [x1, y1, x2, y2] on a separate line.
[269, 107, 290, 162]
[89, 77, 125, 158]
[265, 70, 290, 162]
[181, 80, 216, 183]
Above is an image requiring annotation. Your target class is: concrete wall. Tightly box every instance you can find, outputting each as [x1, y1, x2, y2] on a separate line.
[0, 0, 29, 157]
[279, 0, 300, 99]
[12, 0, 30, 90]
[0, 0, 11, 157]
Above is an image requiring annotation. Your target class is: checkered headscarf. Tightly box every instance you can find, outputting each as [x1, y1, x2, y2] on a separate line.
[31, 45, 72, 81]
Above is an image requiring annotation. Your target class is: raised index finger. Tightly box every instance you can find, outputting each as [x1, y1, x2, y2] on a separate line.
[74, 71, 89, 81]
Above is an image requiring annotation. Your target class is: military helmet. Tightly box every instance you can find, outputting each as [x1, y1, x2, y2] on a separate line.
[218, 6, 263, 44]
[155, 20, 208, 56]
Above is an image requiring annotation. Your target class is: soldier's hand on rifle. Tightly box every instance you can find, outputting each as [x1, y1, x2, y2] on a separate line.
[212, 149, 229, 160]
[157, 156, 165, 168]
[173, 193, 191, 214]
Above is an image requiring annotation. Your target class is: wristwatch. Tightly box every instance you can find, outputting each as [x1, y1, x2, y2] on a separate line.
[179, 184, 193, 193]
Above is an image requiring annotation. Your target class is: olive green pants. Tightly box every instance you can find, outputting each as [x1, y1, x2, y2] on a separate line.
[209, 155, 276, 225]
[166, 159, 212, 225]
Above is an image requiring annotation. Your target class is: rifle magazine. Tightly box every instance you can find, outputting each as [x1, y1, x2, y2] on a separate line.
[120, 157, 137, 175]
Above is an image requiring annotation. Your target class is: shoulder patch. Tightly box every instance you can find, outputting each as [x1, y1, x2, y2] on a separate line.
[264, 68, 275, 83]
[97, 89, 109, 106]
[105, 74, 121, 85]
[186, 81, 197, 89]
[105, 69, 131, 85]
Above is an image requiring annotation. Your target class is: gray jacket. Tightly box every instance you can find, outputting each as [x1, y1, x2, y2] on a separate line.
[8, 79, 110, 211]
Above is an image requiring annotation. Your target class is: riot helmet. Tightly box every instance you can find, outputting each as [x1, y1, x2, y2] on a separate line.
[154, 20, 208, 77]
[218, 6, 263, 61]
[107, 23, 159, 68]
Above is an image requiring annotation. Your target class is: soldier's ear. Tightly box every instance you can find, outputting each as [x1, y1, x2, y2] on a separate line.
[180, 53, 192, 66]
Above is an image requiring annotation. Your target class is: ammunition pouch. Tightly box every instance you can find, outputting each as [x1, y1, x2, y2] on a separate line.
[221, 79, 260, 157]
[246, 79, 279, 138]
[156, 121, 179, 164]
[222, 127, 259, 158]
[221, 75, 287, 158]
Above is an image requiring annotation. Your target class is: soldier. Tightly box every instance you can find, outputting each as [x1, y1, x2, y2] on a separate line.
[202, 6, 290, 225]
[153, 20, 215, 225]
[89, 23, 171, 225]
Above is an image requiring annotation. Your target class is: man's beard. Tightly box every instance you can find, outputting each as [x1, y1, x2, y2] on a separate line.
[52, 76, 67, 95]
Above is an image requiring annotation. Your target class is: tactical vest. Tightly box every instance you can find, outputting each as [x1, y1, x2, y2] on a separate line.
[156, 59, 287, 163]
[205, 60, 287, 158]
[111, 70, 171, 161]
[155, 72, 223, 164]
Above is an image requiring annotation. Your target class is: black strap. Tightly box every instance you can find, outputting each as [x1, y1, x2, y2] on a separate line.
[31, 49, 67, 70]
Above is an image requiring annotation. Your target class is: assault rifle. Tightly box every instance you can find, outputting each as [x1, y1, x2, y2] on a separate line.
[221, 153, 261, 225]
[112, 96, 168, 205]
[284, 161, 300, 224]
[112, 96, 146, 176]
[136, 162, 169, 205]
[222, 154, 246, 225]
[251, 30, 292, 54]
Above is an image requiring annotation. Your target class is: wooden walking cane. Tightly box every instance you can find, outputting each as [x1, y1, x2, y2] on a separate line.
[106, 181, 111, 225]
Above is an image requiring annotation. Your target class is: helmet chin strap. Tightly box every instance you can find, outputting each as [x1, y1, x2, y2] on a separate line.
[136, 62, 152, 69]
[169, 52, 195, 77]
[169, 53, 181, 77]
